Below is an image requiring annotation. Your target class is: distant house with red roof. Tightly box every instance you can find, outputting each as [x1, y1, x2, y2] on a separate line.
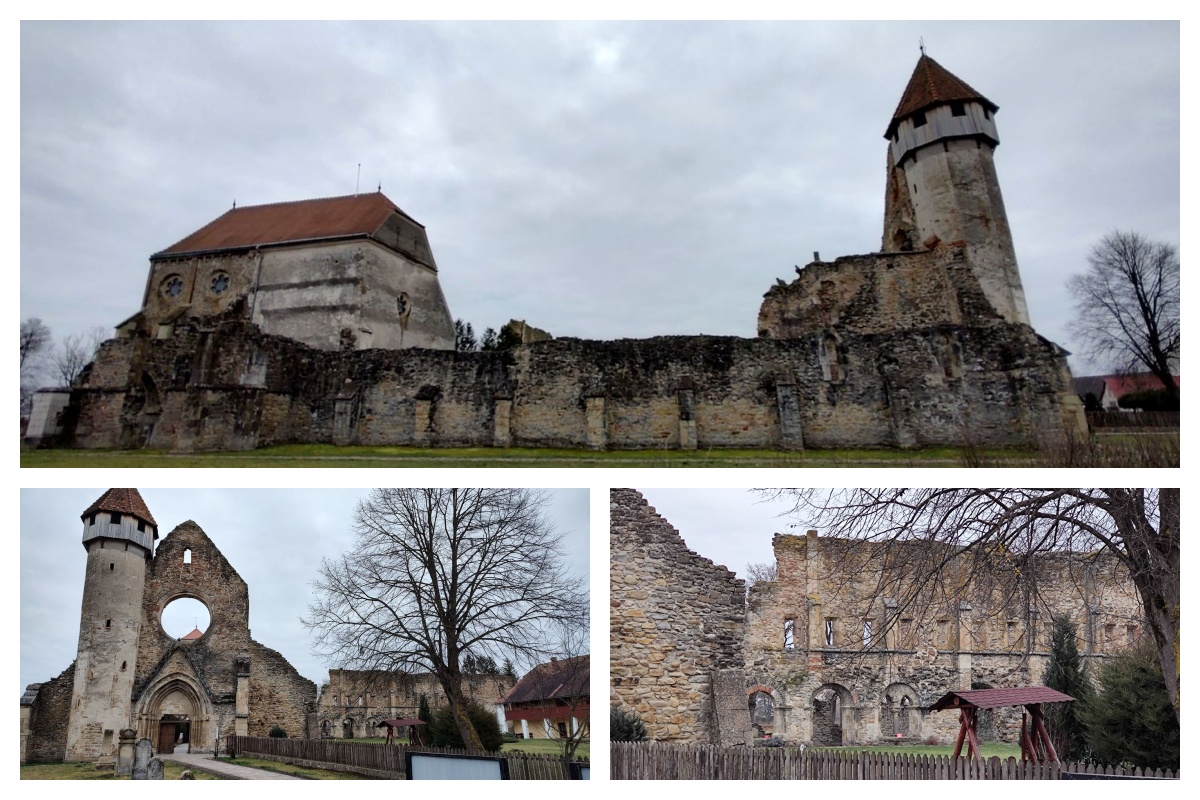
[1073, 373, 1179, 409]
[499, 655, 589, 741]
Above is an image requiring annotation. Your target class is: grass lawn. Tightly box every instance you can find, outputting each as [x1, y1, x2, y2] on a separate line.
[816, 742, 1022, 759]
[219, 756, 367, 779]
[21, 442, 1018, 468]
[21, 761, 221, 779]
[502, 739, 590, 759]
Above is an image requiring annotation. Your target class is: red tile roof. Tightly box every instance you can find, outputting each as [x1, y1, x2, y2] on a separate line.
[501, 655, 589, 705]
[82, 488, 157, 527]
[930, 687, 1074, 711]
[181, 627, 204, 640]
[886, 55, 998, 138]
[153, 192, 419, 257]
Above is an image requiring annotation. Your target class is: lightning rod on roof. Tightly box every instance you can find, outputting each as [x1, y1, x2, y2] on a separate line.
[356, 163, 361, 196]
[919, 37, 926, 56]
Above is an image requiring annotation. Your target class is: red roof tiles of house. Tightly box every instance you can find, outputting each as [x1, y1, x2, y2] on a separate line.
[501, 655, 589, 705]
[930, 686, 1074, 711]
[81, 488, 157, 528]
[181, 627, 204, 640]
[886, 54, 998, 138]
[153, 192, 421, 257]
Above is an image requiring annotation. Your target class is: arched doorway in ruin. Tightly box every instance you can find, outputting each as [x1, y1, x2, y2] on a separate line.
[880, 682, 920, 740]
[746, 685, 777, 737]
[135, 674, 213, 755]
[811, 683, 853, 746]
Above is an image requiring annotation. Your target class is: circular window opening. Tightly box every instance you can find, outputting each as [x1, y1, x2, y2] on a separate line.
[162, 276, 184, 298]
[210, 272, 230, 294]
[161, 597, 211, 640]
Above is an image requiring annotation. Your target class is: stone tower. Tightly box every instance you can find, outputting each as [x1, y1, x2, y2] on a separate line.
[881, 54, 1031, 326]
[65, 489, 158, 761]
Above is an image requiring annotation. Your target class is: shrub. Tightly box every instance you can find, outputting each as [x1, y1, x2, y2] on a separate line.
[923, 735, 939, 746]
[268, 725, 287, 738]
[610, 705, 647, 742]
[428, 699, 505, 752]
[1080, 642, 1179, 771]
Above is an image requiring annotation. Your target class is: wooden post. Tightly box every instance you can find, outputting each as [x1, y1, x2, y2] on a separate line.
[952, 709, 968, 759]
[1029, 703, 1060, 763]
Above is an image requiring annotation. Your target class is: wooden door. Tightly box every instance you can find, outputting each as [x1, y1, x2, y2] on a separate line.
[157, 723, 176, 754]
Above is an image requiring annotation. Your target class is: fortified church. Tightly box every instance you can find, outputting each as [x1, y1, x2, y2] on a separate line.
[26, 55, 1085, 452]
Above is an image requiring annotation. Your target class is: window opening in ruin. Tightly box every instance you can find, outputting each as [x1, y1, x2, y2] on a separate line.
[951, 101, 966, 117]
[750, 691, 775, 728]
[184, 548, 191, 565]
[137, 519, 146, 533]
[863, 620, 873, 648]
[899, 618, 913, 647]
[103, 729, 113, 750]
[110, 512, 122, 525]
[1126, 625, 1137, 646]
[913, 111, 927, 127]
[121, 661, 127, 671]
[106, 619, 111, 628]
[211, 272, 231, 294]
[160, 597, 211, 639]
[825, 619, 835, 647]
[783, 619, 795, 651]
[110, 563, 114, 571]
[162, 275, 184, 298]
[937, 619, 951, 649]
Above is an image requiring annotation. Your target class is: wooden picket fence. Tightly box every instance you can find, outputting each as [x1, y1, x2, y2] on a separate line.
[228, 735, 584, 779]
[610, 742, 1177, 780]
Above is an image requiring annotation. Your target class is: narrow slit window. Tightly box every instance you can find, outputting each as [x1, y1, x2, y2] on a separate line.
[783, 619, 795, 651]
[863, 620, 873, 648]
[183, 548, 191, 565]
[106, 619, 111, 628]
[825, 619, 835, 647]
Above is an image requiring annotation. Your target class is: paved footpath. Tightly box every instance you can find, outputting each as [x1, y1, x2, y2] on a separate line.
[159, 751, 303, 780]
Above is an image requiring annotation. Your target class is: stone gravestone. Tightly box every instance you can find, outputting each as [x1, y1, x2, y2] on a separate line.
[116, 729, 137, 776]
[147, 757, 164, 780]
[132, 738, 153, 780]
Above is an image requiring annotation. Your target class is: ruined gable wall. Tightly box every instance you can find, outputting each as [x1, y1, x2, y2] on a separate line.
[247, 640, 317, 738]
[745, 532, 1143, 744]
[144, 252, 260, 329]
[610, 489, 746, 743]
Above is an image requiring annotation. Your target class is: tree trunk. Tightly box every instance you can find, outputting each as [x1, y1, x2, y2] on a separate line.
[446, 679, 485, 752]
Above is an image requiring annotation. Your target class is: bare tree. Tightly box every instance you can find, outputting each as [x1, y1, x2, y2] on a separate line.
[745, 561, 777, 586]
[1069, 231, 1179, 400]
[20, 317, 51, 370]
[20, 318, 52, 415]
[50, 327, 107, 387]
[304, 489, 587, 751]
[758, 489, 1179, 722]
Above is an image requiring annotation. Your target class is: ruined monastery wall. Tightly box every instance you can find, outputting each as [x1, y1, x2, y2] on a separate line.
[57, 305, 1077, 453]
[610, 489, 747, 744]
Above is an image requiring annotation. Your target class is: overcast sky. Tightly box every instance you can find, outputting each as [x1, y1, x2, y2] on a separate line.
[20, 21, 1179, 377]
[637, 489, 798, 582]
[19, 488, 590, 694]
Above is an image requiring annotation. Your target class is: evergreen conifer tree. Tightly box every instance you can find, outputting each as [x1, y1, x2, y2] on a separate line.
[1080, 642, 1179, 771]
[1042, 614, 1092, 761]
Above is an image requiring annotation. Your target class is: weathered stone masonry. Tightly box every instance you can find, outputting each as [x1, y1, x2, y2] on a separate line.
[45, 298, 1075, 452]
[609, 489, 750, 745]
[609, 494, 1143, 747]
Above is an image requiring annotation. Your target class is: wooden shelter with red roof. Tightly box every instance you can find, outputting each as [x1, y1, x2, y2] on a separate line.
[931, 687, 1074, 762]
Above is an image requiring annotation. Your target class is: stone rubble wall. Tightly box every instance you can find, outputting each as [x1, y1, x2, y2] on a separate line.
[56, 303, 1076, 452]
[610, 489, 746, 743]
